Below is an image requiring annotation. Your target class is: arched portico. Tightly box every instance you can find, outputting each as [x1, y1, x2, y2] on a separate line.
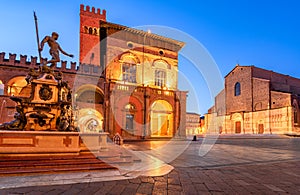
[150, 100, 173, 137]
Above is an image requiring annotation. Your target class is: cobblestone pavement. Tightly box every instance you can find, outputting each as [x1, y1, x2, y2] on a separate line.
[1, 136, 300, 194]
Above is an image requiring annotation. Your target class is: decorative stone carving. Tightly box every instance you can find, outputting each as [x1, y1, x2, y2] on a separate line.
[0, 54, 75, 131]
[39, 84, 53, 101]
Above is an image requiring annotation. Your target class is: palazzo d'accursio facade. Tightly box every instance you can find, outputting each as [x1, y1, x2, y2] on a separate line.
[0, 4, 187, 140]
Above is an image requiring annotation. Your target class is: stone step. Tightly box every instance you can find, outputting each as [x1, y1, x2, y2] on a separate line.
[0, 158, 106, 168]
[96, 143, 142, 167]
[0, 163, 114, 176]
[0, 153, 96, 161]
[0, 153, 117, 176]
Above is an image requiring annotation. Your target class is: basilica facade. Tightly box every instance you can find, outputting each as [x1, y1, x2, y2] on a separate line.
[0, 4, 187, 139]
[205, 65, 300, 135]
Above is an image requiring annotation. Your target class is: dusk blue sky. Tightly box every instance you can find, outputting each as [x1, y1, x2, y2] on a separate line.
[0, 1, 300, 115]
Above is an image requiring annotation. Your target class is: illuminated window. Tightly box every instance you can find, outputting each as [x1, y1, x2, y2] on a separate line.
[121, 54, 137, 83]
[155, 70, 166, 87]
[126, 114, 134, 130]
[7, 77, 27, 96]
[0, 80, 3, 95]
[125, 104, 135, 110]
[234, 82, 241, 96]
[124, 103, 136, 131]
[122, 63, 136, 83]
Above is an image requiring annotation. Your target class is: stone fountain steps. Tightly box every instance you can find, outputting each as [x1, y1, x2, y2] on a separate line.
[96, 143, 142, 167]
[0, 153, 117, 176]
[0, 143, 143, 176]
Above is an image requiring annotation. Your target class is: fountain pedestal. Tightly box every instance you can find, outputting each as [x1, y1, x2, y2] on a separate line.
[0, 131, 109, 157]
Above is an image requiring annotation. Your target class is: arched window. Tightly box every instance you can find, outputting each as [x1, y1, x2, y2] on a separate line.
[93, 28, 98, 35]
[88, 27, 93, 34]
[155, 70, 166, 87]
[7, 77, 27, 96]
[153, 60, 170, 88]
[293, 102, 298, 125]
[121, 54, 137, 83]
[75, 85, 104, 104]
[234, 82, 241, 96]
[84, 26, 89, 33]
[0, 80, 4, 95]
[124, 103, 136, 130]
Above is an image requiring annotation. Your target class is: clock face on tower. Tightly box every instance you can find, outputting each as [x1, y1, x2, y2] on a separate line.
[39, 84, 53, 101]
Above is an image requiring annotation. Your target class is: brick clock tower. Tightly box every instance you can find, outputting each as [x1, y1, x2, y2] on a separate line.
[79, 4, 106, 66]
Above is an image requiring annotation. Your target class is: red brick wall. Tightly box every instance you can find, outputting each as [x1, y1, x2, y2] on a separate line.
[252, 78, 270, 111]
[252, 66, 300, 94]
[225, 66, 253, 114]
[271, 91, 291, 109]
[79, 4, 106, 65]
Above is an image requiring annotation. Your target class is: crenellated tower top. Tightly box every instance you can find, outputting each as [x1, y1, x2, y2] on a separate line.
[0, 52, 106, 77]
[0, 52, 77, 73]
[79, 4, 106, 66]
[80, 4, 106, 19]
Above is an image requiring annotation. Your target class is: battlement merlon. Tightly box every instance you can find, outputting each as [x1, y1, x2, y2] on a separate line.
[80, 4, 106, 20]
[0, 52, 77, 73]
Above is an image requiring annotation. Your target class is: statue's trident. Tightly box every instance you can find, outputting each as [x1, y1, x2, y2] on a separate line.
[33, 11, 42, 64]
[33, 11, 74, 67]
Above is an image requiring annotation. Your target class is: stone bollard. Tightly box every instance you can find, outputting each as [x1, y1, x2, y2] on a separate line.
[192, 135, 197, 141]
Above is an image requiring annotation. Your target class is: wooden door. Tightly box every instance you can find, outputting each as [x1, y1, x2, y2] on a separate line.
[235, 121, 241, 133]
[258, 124, 264, 134]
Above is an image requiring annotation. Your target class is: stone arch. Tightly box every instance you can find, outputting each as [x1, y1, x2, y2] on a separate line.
[152, 59, 171, 69]
[119, 52, 141, 64]
[254, 102, 262, 111]
[231, 112, 243, 134]
[118, 52, 141, 83]
[77, 108, 103, 132]
[74, 85, 104, 132]
[75, 84, 104, 104]
[150, 97, 175, 111]
[114, 95, 143, 137]
[7, 76, 27, 96]
[150, 100, 173, 137]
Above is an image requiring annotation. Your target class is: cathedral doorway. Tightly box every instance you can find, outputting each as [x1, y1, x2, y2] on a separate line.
[235, 121, 241, 133]
[258, 124, 264, 134]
